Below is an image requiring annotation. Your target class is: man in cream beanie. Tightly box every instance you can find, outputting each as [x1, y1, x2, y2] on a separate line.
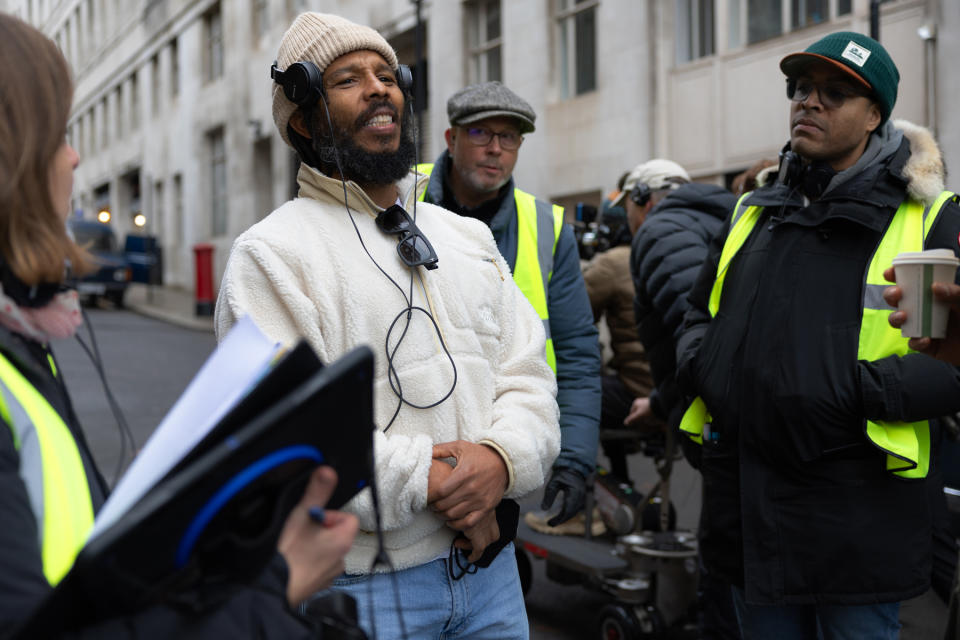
[216, 12, 559, 639]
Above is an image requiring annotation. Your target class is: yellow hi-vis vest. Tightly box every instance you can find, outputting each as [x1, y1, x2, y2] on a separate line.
[2, 352, 94, 585]
[416, 163, 564, 371]
[679, 190, 958, 479]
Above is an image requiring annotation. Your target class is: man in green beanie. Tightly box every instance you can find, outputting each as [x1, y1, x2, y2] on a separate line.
[674, 30, 960, 638]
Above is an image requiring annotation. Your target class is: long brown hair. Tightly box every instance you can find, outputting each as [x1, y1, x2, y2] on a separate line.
[0, 13, 90, 285]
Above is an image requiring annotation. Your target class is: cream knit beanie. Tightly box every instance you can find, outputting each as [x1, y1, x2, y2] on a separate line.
[272, 12, 399, 147]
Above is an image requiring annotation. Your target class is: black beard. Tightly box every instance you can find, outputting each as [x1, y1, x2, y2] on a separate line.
[314, 99, 417, 186]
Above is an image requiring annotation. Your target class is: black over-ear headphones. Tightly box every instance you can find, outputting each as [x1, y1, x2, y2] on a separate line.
[271, 60, 413, 106]
[777, 149, 836, 199]
[630, 182, 652, 207]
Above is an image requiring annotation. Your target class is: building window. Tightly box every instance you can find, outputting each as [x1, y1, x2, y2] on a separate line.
[173, 174, 184, 246]
[728, 1, 851, 48]
[75, 119, 83, 158]
[154, 180, 164, 239]
[87, 109, 95, 154]
[86, 0, 95, 55]
[170, 38, 180, 98]
[253, 0, 269, 43]
[100, 97, 108, 148]
[466, 0, 502, 84]
[151, 55, 160, 116]
[677, 0, 715, 63]
[555, 0, 597, 98]
[130, 73, 139, 131]
[205, 5, 224, 82]
[791, 0, 828, 30]
[209, 129, 227, 236]
[114, 86, 123, 139]
[747, 0, 781, 43]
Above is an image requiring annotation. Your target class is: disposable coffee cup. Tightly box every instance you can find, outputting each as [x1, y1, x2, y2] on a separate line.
[891, 249, 960, 339]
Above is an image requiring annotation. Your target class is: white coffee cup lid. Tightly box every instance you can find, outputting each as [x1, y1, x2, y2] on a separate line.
[892, 249, 960, 266]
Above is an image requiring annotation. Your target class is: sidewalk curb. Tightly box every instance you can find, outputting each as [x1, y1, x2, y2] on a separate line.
[126, 302, 215, 333]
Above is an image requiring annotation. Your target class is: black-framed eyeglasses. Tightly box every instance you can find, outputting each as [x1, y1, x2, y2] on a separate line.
[463, 126, 524, 151]
[785, 77, 871, 110]
[375, 205, 439, 270]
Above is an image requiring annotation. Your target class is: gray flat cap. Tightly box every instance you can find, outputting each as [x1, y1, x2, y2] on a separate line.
[447, 81, 536, 134]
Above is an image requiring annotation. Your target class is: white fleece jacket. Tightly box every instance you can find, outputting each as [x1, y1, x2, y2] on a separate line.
[215, 164, 560, 573]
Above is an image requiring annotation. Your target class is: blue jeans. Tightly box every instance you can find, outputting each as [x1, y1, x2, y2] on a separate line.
[731, 586, 900, 640]
[324, 542, 528, 639]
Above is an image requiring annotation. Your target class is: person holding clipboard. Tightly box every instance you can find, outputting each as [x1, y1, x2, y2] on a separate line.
[0, 14, 356, 638]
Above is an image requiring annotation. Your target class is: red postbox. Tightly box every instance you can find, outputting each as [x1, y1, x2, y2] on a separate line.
[193, 243, 214, 317]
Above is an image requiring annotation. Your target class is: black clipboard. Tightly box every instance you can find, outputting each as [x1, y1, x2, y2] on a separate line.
[15, 343, 375, 636]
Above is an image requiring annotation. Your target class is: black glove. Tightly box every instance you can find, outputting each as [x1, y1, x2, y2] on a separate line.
[540, 467, 586, 526]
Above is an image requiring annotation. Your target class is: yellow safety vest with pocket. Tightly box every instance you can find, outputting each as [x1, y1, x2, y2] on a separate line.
[679, 190, 958, 479]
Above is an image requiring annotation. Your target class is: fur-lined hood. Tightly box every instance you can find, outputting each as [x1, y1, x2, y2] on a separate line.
[756, 119, 946, 205]
[895, 119, 945, 205]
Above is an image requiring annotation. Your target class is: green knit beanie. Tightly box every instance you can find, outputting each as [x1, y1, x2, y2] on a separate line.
[780, 31, 899, 124]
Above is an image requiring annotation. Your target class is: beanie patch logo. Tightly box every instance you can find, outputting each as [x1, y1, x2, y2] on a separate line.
[841, 41, 871, 67]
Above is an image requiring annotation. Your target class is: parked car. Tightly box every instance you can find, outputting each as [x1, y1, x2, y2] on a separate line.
[68, 219, 131, 307]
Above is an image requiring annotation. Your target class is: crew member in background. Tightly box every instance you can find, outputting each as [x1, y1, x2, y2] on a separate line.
[581, 189, 660, 485]
[419, 81, 601, 531]
[625, 158, 739, 639]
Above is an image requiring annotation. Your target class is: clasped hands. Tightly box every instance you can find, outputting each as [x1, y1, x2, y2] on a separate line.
[427, 440, 508, 563]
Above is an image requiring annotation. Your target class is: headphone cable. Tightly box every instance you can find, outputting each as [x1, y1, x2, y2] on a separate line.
[73, 307, 137, 485]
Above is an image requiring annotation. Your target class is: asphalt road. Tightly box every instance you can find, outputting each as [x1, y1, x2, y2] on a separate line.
[50, 308, 216, 484]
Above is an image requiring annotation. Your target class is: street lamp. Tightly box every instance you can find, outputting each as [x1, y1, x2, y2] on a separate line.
[97, 209, 111, 223]
[133, 213, 147, 228]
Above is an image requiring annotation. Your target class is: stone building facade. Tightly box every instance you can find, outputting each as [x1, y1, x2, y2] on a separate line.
[5, 0, 955, 292]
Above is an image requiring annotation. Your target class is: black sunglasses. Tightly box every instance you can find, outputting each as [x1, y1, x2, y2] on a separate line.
[375, 205, 439, 270]
[785, 77, 871, 110]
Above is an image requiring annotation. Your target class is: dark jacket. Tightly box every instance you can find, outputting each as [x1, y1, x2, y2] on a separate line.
[0, 326, 319, 638]
[630, 183, 733, 424]
[423, 151, 602, 478]
[583, 245, 654, 398]
[676, 121, 960, 606]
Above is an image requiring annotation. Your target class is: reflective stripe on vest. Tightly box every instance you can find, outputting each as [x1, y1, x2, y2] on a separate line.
[0, 354, 94, 585]
[417, 163, 564, 371]
[679, 190, 957, 480]
[513, 190, 563, 372]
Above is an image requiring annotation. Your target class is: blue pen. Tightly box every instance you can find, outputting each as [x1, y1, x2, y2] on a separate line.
[308, 506, 326, 524]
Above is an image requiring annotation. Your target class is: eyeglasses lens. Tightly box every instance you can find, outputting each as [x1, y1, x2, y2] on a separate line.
[786, 78, 860, 109]
[397, 233, 438, 268]
[465, 127, 521, 150]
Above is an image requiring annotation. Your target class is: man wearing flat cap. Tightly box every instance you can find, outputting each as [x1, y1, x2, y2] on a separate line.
[418, 81, 601, 534]
[674, 31, 960, 638]
[216, 13, 559, 638]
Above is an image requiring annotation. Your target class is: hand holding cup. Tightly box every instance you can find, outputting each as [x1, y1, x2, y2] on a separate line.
[884, 254, 960, 364]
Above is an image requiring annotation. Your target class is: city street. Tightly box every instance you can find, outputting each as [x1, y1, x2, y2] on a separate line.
[50, 308, 216, 485]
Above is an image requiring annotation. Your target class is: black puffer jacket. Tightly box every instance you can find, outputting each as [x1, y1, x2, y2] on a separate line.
[676, 121, 960, 606]
[630, 183, 733, 425]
